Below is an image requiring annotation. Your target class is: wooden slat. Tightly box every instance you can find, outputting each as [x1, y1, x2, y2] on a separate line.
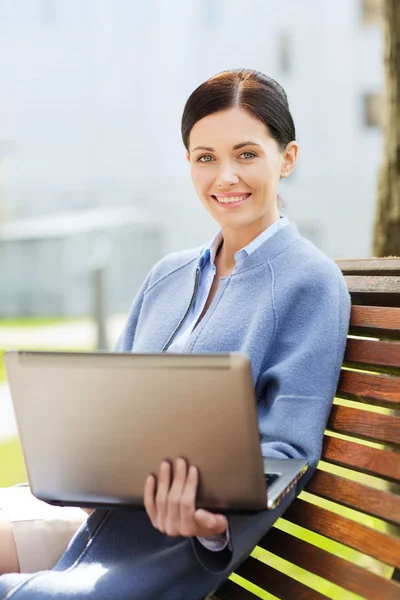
[344, 338, 400, 373]
[306, 470, 400, 526]
[327, 404, 400, 445]
[344, 276, 400, 308]
[259, 528, 400, 600]
[345, 276, 400, 295]
[336, 259, 400, 276]
[344, 275, 400, 295]
[210, 579, 259, 600]
[284, 498, 400, 569]
[235, 557, 328, 600]
[349, 306, 400, 340]
[337, 369, 400, 408]
[322, 436, 400, 483]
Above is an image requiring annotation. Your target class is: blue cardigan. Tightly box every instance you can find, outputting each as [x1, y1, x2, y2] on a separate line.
[0, 223, 351, 600]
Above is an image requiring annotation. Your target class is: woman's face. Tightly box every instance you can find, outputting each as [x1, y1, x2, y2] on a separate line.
[187, 107, 297, 235]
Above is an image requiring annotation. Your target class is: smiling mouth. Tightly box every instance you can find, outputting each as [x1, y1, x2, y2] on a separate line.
[212, 193, 252, 205]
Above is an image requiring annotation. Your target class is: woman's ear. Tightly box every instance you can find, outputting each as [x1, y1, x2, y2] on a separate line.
[280, 141, 299, 179]
[185, 152, 190, 163]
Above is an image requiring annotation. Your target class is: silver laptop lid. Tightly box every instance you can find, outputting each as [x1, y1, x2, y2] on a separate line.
[5, 351, 268, 512]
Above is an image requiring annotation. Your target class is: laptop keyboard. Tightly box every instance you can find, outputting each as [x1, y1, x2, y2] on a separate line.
[265, 473, 280, 487]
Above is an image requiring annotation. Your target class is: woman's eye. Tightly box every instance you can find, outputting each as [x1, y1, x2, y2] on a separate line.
[241, 151, 256, 159]
[198, 155, 213, 163]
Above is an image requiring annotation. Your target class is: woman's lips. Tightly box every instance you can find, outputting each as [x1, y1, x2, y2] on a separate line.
[212, 193, 252, 208]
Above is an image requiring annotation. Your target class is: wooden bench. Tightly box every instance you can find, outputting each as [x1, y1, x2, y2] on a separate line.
[210, 258, 400, 600]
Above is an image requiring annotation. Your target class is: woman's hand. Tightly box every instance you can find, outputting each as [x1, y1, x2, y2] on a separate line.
[144, 458, 228, 538]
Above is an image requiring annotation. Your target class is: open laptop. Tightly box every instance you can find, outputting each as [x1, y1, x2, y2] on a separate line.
[4, 351, 307, 513]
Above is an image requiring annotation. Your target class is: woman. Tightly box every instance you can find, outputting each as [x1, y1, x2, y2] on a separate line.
[0, 68, 350, 599]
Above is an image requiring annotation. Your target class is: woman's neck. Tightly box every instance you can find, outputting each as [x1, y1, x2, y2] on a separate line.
[217, 211, 280, 272]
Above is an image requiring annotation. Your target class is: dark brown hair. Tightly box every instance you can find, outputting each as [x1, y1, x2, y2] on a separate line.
[181, 69, 296, 152]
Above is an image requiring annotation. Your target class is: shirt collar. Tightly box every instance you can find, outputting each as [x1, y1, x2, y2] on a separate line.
[199, 230, 223, 269]
[199, 216, 289, 269]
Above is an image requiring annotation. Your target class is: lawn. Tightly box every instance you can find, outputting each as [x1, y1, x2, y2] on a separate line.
[0, 350, 5, 383]
[0, 313, 87, 382]
[0, 436, 27, 487]
[0, 317, 78, 327]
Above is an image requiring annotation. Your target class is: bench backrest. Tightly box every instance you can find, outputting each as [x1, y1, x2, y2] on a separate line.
[213, 258, 400, 600]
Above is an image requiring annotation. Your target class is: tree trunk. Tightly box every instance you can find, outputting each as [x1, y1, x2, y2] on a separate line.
[373, 0, 400, 256]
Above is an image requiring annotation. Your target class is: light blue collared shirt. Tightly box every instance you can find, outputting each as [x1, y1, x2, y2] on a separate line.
[167, 216, 289, 355]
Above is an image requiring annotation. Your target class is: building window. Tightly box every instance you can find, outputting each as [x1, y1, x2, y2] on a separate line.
[278, 34, 292, 74]
[363, 92, 383, 128]
[361, 0, 383, 26]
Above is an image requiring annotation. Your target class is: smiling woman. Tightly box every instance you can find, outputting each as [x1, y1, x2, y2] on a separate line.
[187, 108, 297, 250]
[0, 69, 351, 600]
[183, 72, 298, 257]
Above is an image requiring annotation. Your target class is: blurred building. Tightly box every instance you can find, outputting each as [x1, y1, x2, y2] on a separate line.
[0, 0, 384, 292]
[0, 207, 163, 316]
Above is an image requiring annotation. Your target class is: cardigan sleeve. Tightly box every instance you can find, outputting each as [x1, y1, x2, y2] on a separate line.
[114, 270, 153, 352]
[256, 262, 351, 470]
[191, 262, 351, 574]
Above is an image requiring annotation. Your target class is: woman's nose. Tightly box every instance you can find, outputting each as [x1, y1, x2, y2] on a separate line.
[215, 164, 240, 187]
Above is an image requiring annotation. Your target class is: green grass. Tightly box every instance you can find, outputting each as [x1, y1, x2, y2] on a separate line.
[0, 317, 78, 327]
[0, 315, 90, 382]
[0, 436, 27, 487]
[0, 350, 5, 383]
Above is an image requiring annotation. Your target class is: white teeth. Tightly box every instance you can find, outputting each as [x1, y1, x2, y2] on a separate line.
[215, 194, 250, 204]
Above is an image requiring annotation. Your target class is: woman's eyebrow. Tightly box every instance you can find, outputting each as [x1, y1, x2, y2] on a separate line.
[192, 141, 262, 153]
[232, 141, 262, 150]
[192, 145, 214, 153]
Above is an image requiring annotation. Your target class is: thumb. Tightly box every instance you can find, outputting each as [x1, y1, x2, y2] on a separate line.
[195, 509, 228, 534]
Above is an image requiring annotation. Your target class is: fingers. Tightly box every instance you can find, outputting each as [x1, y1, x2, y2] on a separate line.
[155, 461, 171, 532]
[143, 473, 157, 527]
[165, 458, 188, 536]
[179, 465, 198, 536]
[144, 459, 228, 539]
[145, 458, 197, 537]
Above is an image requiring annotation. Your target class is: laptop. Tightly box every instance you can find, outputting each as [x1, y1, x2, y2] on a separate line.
[4, 350, 308, 513]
